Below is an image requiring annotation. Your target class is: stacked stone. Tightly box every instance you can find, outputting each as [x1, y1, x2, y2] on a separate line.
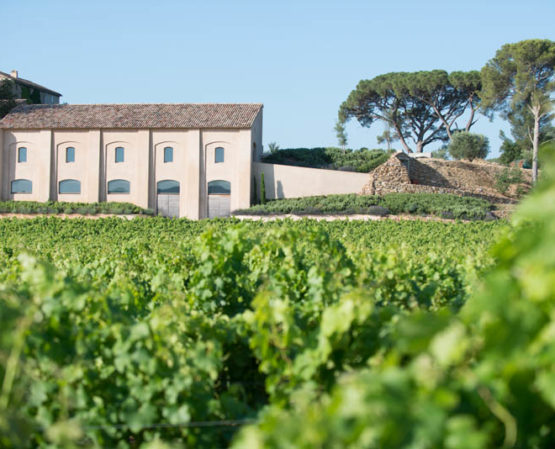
[360, 153, 521, 205]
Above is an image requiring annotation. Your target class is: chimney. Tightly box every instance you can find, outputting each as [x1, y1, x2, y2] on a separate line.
[10, 70, 18, 78]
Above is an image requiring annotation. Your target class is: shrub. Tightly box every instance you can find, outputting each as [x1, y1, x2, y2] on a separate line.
[499, 138, 523, 164]
[261, 147, 393, 173]
[267, 142, 280, 154]
[366, 206, 390, 216]
[260, 173, 266, 205]
[234, 193, 492, 220]
[431, 147, 449, 160]
[495, 166, 524, 194]
[0, 201, 150, 216]
[448, 131, 489, 162]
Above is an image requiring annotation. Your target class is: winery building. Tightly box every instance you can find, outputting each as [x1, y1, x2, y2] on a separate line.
[0, 103, 263, 218]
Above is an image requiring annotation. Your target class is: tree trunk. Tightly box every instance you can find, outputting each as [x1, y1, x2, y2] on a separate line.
[391, 121, 412, 153]
[465, 105, 476, 132]
[532, 106, 540, 184]
[415, 141, 424, 153]
[431, 104, 453, 140]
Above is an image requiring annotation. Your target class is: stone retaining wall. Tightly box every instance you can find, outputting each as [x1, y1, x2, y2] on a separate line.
[361, 152, 520, 205]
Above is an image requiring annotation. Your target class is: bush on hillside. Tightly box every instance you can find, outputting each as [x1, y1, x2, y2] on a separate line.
[448, 132, 489, 162]
[431, 147, 449, 160]
[495, 166, 525, 195]
[261, 147, 393, 173]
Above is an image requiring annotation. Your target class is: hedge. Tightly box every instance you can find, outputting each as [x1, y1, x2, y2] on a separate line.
[0, 201, 154, 216]
[261, 147, 393, 173]
[234, 193, 493, 220]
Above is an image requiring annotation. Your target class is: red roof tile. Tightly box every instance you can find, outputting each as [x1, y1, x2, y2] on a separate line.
[0, 103, 263, 129]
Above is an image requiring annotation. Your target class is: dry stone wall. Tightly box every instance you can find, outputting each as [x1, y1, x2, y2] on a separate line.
[361, 152, 527, 204]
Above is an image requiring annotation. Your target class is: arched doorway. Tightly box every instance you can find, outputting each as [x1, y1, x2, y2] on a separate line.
[207, 180, 230, 218]
[157, 180, 180, 217]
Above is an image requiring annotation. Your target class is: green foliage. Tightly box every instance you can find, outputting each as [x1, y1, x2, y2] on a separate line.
[267, 142, 279, 154]
[235, 192, 492, 220]
[481, 39, 555, 182]
[376, 127, 398, 150]
[499, 136, 527, 165]
[20, 85, 42, 104]
[431, 146, 449, 160]
[232, 146, 555, 449]
[0, 215, 499, 447]
[260, 173, 266, 205]
[334, 121, 348, 147]
[495, 166, 524, 194]
[0, 79, 17, 119]
[0, 201, 152, 215]
[481, 39, 555, 112]
[338, 70, 482, 153]
[261, 147, 392, 173]
[498, 107, 554, 165]
[448, 131, 489, 161]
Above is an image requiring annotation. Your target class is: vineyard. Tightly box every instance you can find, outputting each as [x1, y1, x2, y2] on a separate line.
[1, 167, 554, 448]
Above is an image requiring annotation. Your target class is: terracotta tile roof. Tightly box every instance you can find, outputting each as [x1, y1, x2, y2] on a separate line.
[0, 71, 62, 97]
[0, 103, 263, 129]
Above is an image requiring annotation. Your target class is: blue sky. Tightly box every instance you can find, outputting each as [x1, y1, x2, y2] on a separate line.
[3, 0, 555, 156]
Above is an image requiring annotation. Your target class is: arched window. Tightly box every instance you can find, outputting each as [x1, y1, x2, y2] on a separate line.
[11, 179, 32, 194]
[215, 147, 224, 163]
[157, 180, 180, 194]
[18, 147, 27, 163]
[59, 179, 81, 194]
[107, 179, 130, 194]
[163, 147, 173, 163]
[66, 147, 75, 163]
[208, 180, 231, 194]
[115, 147, 125, 163]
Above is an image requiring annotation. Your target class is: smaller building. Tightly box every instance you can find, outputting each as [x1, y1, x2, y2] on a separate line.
[0, 70, 61, 105]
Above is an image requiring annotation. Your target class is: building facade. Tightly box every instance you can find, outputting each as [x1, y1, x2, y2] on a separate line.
[0, 70, 62, 105]
[0, 103, 263, 218]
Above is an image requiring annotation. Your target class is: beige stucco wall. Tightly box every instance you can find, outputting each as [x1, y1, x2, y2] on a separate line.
[0, 126, 257, 219]
[2, 130, 51, 202]
[151, 129, 201, 219]
[103, 130, 150, 209]
[253, 162, 369, 201]
[251, 110, 263, 162]
[53, 130, 100, 203]
[200, 129, 252, 218]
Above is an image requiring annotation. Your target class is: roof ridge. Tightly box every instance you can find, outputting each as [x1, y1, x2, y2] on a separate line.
[22, 103, 264, 106]
[0, 103, 263, 129]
